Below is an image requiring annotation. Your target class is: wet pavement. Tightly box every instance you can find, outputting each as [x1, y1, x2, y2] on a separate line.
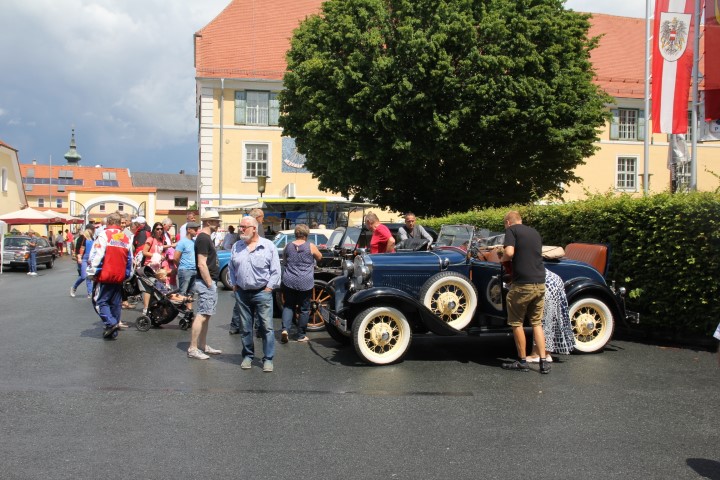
[0, 257, 718, 479]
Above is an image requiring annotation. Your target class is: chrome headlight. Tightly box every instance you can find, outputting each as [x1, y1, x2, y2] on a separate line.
[342, 259, 354, 278]
[352, 254, 373, 290]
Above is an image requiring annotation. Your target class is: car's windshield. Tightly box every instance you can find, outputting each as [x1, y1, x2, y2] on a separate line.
[4, 237, 30, 248]
[436, 225, 474, 247]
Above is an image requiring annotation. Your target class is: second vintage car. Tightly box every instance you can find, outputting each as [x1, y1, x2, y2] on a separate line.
[321, 225, 639, 365]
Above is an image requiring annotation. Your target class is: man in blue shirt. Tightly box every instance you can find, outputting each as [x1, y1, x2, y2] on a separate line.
[173, 221, 199, 310]
[229, 215, 281, 372]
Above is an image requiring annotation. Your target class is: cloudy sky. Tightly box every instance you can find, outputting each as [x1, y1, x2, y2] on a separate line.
[0, 0, 646, 175]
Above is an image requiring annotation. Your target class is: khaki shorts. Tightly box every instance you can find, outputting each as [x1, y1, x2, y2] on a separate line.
[506, 283, 545, 327]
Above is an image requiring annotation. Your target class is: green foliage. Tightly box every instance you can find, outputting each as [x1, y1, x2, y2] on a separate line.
[424, 192, 720, 336]
[281, 0, 610, 217]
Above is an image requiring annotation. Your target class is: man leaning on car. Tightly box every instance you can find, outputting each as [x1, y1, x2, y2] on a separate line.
[500, 211, 550, 374]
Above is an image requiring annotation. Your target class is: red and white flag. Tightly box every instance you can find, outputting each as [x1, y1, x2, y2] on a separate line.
[651, 0, 695, 134]
[704, 0, 720, 119]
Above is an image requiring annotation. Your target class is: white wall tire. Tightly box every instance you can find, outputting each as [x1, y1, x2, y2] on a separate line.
[352, 306, 412, 365]
[419, 271, 478, 330]
[569, 296, 615, 353]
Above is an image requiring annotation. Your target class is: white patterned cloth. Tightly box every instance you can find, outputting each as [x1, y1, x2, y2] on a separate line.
[714, 322, 720, 341]
[543, 269, 576, 354]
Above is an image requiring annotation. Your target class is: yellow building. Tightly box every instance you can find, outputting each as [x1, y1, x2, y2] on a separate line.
[0, 140, 28, 215]
[195, 4, 720, 213]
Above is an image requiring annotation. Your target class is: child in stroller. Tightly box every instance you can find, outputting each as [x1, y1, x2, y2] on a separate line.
[135, 266, 194, 332]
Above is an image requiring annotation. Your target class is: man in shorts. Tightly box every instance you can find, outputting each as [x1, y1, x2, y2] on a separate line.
[500, 211, 550, 374]
[187, 211, 223, 360]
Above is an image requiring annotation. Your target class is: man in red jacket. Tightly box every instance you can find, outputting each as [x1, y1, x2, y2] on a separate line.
[87, 212, 133, 340]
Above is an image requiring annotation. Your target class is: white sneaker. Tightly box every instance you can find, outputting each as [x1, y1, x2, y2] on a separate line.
[202, 345, 222, 355]
[70, 287, 76, 298]
[30, 272, 38, 276]
[187, 348, 209, 360]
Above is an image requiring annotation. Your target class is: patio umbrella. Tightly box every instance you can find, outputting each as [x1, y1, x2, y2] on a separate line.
[0, 207, 64, 225]
[43, 209, 84, 224]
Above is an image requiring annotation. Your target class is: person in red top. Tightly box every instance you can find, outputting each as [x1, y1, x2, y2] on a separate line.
[365, 212, 396, 254]
[87, 212, 133, 340]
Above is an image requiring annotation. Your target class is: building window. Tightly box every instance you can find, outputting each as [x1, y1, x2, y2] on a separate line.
[118, 203, 124, 212]
[58, 169, 74, 179]
[235, 91, 279, 126]
[616, 156, 638, 191]
[102, 171, 117, 181]
[244, 144, 269, 179]
[610, 109, 646, 141]
[25, 184, 33, 192]
[1, 167, 7, 192]
[174, 197, 188, 207]
[56, 198, 62, 208]
[99, 203, 106, 212]
[57, 185, 66, 193]
[27, 168, 34, 178]
[38, 198, 45, 208]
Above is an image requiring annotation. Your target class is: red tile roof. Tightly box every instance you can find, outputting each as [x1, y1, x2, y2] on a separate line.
[588, 14, 648, 99]
[0, 140, 18, 151]
[194, 0, 323, 79]
[19, 164, 154, 198]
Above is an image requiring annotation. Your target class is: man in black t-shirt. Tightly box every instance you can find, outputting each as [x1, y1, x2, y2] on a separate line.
[501, 211, 550, 374]
[187, 210, 223, 360]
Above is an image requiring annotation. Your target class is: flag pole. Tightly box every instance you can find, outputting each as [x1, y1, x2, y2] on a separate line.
[690, 0, 701, 191]
[644, 0, 651, 195]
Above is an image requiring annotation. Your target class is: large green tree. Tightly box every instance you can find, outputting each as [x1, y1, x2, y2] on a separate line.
[281, 0, 609, 216]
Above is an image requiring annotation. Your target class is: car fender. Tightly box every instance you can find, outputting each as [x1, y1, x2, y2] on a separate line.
[347, 287, 464, 336]
[563, 277, 624, 321]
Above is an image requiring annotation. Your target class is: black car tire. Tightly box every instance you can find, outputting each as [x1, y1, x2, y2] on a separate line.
[45, 256, 55, 269]
[569, 296, 615, 353]
[352, 306, 412, 365]
[419, 271, 478, 331]
[220, 266, 232, 290]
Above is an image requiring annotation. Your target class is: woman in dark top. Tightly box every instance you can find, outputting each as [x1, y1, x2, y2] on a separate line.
[280, 224, 322, 343]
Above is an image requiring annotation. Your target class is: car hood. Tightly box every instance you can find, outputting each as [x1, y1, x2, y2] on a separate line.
[368, 248, 467, 268]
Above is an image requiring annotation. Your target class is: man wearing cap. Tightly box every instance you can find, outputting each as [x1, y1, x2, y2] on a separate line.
[187, 210, 223, 360]
[131, 216, 150, 256]
[174, 220, 200, 311]
[87, 212, 133, 340]
[179, 211, 197, 240]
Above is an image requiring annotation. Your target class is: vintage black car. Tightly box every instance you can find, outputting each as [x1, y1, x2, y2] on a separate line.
[2, 235, 58, 270]
[322, 225, 639, 365]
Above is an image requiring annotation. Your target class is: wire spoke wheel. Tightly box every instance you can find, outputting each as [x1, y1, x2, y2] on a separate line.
[419, 271, 478, 330]
[569, 297, 615, 353]
[352, 306, 411, 365]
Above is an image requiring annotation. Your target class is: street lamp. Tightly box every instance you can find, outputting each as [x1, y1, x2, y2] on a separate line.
[257, 175, 267, 198]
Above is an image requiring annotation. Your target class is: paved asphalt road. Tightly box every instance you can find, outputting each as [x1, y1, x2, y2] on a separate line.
[0, 257, 718, 480]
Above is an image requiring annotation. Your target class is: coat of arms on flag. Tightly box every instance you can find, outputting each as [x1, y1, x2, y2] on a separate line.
[658, 13, 691, 62]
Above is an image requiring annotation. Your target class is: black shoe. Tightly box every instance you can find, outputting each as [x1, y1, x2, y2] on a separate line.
[502, 360, 530, 372]
[229, 328, 241, 335]
[103, 324, 119, 340]
[540, 359, 551, 374]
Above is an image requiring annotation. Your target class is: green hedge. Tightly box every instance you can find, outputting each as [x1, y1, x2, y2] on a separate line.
[423, 192, 720, 336]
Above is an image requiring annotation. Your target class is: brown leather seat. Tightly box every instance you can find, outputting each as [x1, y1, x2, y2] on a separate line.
[563, 243, 608, 276]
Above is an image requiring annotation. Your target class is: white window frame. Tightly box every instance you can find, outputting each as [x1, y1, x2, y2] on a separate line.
[610, 108, 645, 141]
[1, 167, 7, 192]
[38, 198, 45, 208]
[242, 142, 271, 182]
[235, 90, 280, 126]
[56, 198, 62, 208]
[616, 156, 638, 192]
[99, 203, 106, 212]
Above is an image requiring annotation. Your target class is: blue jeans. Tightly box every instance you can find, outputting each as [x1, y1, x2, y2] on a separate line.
[177, 269, 196, 296]
[73, 262, 92, 294]
[92, 283, 122, 328]
[281, 285, 312, 338]
[235, 289, 274, 361]
[28, 251, 37, 273]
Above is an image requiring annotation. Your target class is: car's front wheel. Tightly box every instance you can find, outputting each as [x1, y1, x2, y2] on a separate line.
[569, 296, 615, 353]
[220, 266, 232, 290]
[352, 306, 411, 365]
[419, 271, 478, 330]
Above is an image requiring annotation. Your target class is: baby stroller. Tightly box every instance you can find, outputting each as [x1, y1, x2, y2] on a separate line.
[134, 266, 194, 332]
